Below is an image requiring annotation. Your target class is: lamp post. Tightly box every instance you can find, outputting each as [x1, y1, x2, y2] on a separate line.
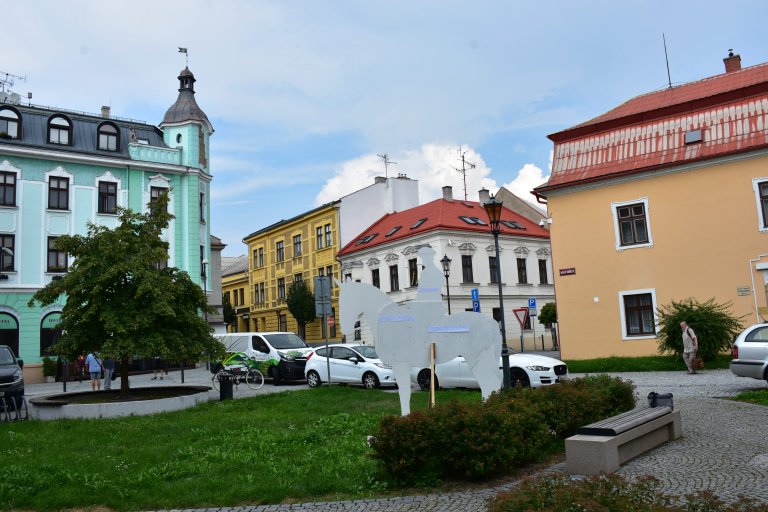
[440, 254, 452, 314]
[484, 195, 511, 389]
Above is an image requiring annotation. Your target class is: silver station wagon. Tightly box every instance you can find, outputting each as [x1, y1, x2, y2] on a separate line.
[730, 323, 768, 383]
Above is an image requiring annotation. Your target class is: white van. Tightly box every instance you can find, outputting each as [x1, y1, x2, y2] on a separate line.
[213, 332, 313, 385]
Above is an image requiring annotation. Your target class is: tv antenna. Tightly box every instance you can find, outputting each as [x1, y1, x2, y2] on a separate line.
[0, 70, 26, 93]
[452, 147, 476, 201]
[662, 33, 672, 89]
[377, 153, 397, 179]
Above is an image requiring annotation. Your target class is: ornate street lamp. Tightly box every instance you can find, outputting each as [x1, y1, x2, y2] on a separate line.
[484, 195, 511, 389]
[440, 254, 452, 314]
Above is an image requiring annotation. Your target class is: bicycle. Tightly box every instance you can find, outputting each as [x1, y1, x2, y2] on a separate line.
[211, 352, 264, 391]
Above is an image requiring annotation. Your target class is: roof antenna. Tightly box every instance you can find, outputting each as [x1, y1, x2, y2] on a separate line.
[377, 153, 397, 179]
[663, 33, 672, 89]
[178, 47, 189, 67]
[452, 147, 476, 201]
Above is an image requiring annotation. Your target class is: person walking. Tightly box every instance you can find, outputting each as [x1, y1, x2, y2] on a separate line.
[85, 351, 103, 391]
[680, 321, 699, 374]
[103, 356, 115, 390]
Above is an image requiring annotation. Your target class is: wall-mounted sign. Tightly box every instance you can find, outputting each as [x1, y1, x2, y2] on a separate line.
[559, 268, 576, 276]
[736, 286, 751, 296]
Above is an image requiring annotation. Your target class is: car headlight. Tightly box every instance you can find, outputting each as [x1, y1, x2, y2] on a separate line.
[526, 365, 551, 372]
[12, 368, 23, 382]
[374, 362, 391, 369]
[277, 351, 295, 362]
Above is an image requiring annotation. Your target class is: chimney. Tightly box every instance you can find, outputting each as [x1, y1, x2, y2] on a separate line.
[478, 188, 490, 204]
[374, 176, 386, 184]
[101, 105, 111, 118]
[442, 186, 453, 201]
[723, 50, 742, 73]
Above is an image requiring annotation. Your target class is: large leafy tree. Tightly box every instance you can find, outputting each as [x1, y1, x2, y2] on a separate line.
[29, 194, 224, 396]
[656, 297, 745, 361]
[286, 280, 316, 339]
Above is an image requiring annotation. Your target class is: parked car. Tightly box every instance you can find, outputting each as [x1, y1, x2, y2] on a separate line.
[305, 344, 397, 389]
[730, 323, 768, 383]
[214, 332, 313, 385]
[0, 345, 24, 407]
[412, 352, 568, 391]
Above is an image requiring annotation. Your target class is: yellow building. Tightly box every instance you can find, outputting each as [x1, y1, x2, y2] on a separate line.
[221, 255, 250, 333]
[534, 53, 768, 360]
[241, 202, 342, 342]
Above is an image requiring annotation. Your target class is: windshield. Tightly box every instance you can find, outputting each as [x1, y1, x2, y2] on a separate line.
[0, 347, 14, 365]
[352, 345, 379, 359]
[263, 333, 309, 350]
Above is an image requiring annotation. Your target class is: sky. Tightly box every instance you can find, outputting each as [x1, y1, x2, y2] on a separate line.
[3, 1, 768, 256]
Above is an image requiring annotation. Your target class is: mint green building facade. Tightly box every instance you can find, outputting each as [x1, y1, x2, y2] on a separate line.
[0, 68, 213, 381]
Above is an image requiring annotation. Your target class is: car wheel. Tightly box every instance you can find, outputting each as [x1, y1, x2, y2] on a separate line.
[306, 370, 322, 388]
[510, 368, 531, 387]
[270, 366, 283, 386]
[362, 372, 380, 389]
[417, 369, 438, 391]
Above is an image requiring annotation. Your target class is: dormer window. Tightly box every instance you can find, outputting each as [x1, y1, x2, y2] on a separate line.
[0, 107, 20, 139]
[48, 115, 72, 145]
[97, 122, 119, 151]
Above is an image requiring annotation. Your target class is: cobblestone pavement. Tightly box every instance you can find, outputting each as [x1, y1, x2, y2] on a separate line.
[25, 366, 768, 511]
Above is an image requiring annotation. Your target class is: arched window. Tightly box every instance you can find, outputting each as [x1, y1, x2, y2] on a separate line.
[0, 107, 21, 140]
[97, 122, 119, 151]
[48, 115, 72, 145]
[0, 312, 20, 358]
[40, 312, 62, 357]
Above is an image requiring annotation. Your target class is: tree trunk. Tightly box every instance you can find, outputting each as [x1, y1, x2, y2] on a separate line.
[119, 357, 131, 398]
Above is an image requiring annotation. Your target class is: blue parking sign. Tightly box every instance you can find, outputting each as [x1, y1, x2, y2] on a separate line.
[528, 297, 537, 309]
[471, 288, 479, 301]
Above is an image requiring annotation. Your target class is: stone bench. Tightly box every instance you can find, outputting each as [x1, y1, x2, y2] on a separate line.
[565, 405, 682, 475]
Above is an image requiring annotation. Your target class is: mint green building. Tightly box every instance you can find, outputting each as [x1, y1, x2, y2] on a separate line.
[0, 68, 213, 380]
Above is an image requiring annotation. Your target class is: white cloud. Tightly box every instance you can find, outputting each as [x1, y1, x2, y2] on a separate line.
[500, 163, 550, 206]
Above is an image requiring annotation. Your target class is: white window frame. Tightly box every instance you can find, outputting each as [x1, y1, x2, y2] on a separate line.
[618, 288, 658, 340]
[611, 197, 653, 251]
[752, 178, 768, 232]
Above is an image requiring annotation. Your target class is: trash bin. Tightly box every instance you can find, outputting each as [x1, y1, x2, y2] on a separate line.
[218, 372, 234, 400]
[647, 392, 673, 409]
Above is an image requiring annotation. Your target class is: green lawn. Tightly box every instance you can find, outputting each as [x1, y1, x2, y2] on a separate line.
[731, 388, 768, 406]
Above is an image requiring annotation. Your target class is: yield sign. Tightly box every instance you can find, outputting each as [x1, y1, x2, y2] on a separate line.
[513, 308, 529, 328]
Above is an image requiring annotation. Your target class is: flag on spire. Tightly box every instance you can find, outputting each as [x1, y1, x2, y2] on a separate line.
[178, 47, 188, 53]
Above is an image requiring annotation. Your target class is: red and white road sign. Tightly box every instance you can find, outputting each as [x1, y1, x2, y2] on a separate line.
[512, 308, 529, 328]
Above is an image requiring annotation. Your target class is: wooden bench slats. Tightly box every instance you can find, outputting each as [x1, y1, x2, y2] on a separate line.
[577, 406, 672, 436]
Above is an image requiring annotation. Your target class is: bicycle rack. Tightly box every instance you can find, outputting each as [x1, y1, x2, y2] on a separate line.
[0, 396, 29, 422]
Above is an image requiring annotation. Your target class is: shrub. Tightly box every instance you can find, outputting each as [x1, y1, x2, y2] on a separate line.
[42, 356, 57, 377]
[656, 298, 745, 360]
[370, 375, 635, 483]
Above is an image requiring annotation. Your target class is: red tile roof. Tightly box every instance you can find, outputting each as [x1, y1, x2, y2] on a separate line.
[337, 198, 549, 257]
[536, 60, 768, 194]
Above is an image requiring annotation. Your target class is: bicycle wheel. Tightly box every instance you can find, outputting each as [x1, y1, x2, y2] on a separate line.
[212, 371, 225, 391]
[245, 368, 264, 390]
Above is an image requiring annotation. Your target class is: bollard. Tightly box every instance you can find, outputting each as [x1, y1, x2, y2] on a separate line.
[218, 372, 234, 400]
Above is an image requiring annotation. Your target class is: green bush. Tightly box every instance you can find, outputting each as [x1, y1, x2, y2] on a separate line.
[42, 356, 57, 377]
[370, 375, 635, 483]
[656, 298, 745, 360]
[489, 473, 768, 512]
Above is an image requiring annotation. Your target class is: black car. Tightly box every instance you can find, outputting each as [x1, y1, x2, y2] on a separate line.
[0, 345, 24, 407]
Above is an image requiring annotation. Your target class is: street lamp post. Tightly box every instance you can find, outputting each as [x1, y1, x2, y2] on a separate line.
[440, 254, 452, 314]
[484, 195, 511, 389]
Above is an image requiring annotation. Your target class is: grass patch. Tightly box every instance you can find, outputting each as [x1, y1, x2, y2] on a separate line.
[731, 388, 768, 407]
[0, 386, 481, 511]
[565, 353, 732, 373]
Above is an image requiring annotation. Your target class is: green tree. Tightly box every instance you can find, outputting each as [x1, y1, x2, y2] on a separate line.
[538, 302, 557, 326]
[656, 297, 745, 361]
[222, 293, 236, 327]
[286, 280, 316, 339]
[28, 194, 224, 397]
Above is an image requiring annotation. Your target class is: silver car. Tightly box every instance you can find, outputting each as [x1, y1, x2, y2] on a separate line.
[730, 323, 768, 383]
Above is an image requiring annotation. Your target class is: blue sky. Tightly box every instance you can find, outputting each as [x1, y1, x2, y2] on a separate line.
[4, 1, 768, 256]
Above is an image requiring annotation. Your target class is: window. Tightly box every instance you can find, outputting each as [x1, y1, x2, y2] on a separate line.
[200, 245, 206, 278]
[411, 218, 427, 229]
[97, 122, 119, 151]
[385, 226, 401, 237]
[294, 273, 303, 283]
[538, 259, 548, 284]
[408, 258, 418, 287]
[389, 265, 399, 291]
[277, 277, 286, 299]
[489, 256, 499, 284]
[461, 255, 473, 283]
[276, 241, 284, 262]
[755, 179, 768, 230]
[325, 224, 332, 247]
[0, 172, 16, 206]
[0, 235, 14, 271]
[252, 249, 259, 269]
[150, 187, 168, 213]
[279, 314, 287, 332]
[98, 181, 117, 214]
[316, 226, 323, 249]
[48, 177, 69, 210]
[259, 283, 265, 303]
[239, 288, 244, 306]
[257, 248, 264, 267]
[0, 107, 20, 139]
[621, 291, 656, 337]
[48, 115, 72, 145]
[371, 268, 380, 288]
[199, 193, 206, 222]
[293, 234, 302, 257]
[612, 199, 652, 248]
[326, 265, 333, 285]
[47, 237, 67, 272]
[517, 258, 528, 284]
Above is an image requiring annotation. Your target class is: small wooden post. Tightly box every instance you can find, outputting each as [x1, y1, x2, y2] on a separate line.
[429, 342, 436, 408]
